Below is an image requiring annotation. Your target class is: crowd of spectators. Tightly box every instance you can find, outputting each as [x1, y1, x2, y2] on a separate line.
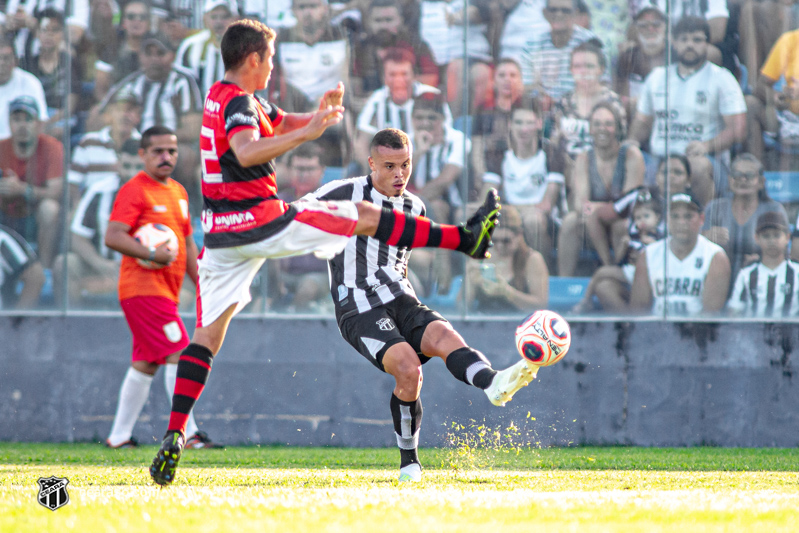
[0, 0, 798, 320]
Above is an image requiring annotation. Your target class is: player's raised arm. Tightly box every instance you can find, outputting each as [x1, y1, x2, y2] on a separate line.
[230, 105, 344, 167]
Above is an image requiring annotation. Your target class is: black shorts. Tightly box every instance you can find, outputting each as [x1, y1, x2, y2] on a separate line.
[338, 293, 447, 372]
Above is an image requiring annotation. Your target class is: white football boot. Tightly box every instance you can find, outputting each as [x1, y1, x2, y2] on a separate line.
[484, 359, 539, 406]
[398, 463, 422, 483]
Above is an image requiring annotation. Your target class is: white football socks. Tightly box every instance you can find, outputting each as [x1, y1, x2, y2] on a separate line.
[107, 367, 153, 446]
[164, 363, 199, 437]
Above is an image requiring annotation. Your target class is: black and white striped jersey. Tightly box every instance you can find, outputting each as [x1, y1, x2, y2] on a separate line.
[70, 175, 122, 261]
[99, 66, 203, 132]
[0, 224, 37, 309]
[728, 260, 799, 317]
[356, 82, 452, 136]
[175, 29, 224, 97]
[309, 175, 426, 323]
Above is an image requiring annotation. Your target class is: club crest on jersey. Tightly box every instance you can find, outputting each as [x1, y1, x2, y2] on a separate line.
[376, 318, 394, 331]
[37, 476, 69, 511]
[695, 258, 704, 269]
[696, 91, 707, 105]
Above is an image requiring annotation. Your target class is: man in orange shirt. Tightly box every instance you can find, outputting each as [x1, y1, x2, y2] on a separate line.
[104, 125, 217, 449]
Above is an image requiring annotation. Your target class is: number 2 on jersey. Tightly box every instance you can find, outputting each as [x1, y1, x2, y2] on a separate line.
[200, 126, 223, 184]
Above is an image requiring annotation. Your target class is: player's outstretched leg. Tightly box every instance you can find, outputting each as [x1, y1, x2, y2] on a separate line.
[150, 430, 185, 486]
[390, 394, 423, 483]
[372, 189, 501, 259]
[484, 359, 539, 407]
[444, 345, 536, 406]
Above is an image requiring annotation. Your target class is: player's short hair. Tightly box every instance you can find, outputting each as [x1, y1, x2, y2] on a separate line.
[140, 125, 176, 150]
[571, 39, 606, 72]
[370, 128, 411, 153]
[119, 137, 141, 156]
[673, 16, 711, 42]
[287, 142, 325, 166]
[221, 19, 276, 72]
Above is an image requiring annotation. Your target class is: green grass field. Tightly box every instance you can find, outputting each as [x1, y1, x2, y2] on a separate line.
[2, 443, 799, 532]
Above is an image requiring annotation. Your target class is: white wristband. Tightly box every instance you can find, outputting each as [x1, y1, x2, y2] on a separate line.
[148, 246, 157, 262]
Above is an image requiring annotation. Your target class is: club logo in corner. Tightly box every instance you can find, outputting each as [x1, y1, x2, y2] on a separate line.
[37, 476, 69, 511]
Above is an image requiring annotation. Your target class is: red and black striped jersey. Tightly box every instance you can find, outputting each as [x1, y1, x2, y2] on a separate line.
[199, 80, 295, 248]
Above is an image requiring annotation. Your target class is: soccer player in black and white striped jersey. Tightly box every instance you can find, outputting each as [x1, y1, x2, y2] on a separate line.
[309, 128, 545, 483]
[728, 211, 799, 317]
[0, 223, 44, 309]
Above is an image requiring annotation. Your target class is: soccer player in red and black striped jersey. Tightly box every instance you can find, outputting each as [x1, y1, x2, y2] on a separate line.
[150, 19, 501, 486]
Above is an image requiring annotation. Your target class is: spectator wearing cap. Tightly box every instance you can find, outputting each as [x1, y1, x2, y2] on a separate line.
[93, 0, 152, 103]
[68, 89, 142, 207]
[519, 0, 604, 102]
[175, 0, 239, 97]
[701, 153, 788, 283]
[18, 10, 83, 140]
[615, 6, 667, 119]
[0, 35, 48, 141]
[728, 211, 799, 317]
[354, 47, 452, 172]
[631, 190, 730, 316]
[0, 95, 63, 269]
[89, 32, 203, 206]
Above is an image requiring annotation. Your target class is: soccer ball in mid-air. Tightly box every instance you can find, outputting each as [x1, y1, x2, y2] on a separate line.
[133, 223, 178, 269]
[515, 310, 571, 366]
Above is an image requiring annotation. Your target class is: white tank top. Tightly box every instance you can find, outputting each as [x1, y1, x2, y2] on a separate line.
[645, 235, 724, 316]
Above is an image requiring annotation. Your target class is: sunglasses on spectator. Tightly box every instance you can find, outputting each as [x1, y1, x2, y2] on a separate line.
[635, 21, 664, 31]
[730, 172, 760, 182]
[546, 7, 574, 14]
[125, 13, 148, 21]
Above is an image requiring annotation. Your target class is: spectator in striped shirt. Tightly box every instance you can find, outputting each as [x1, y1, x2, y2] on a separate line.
[519, 0, 601, 103]
[68, 88, 142, 207]
[354, 47, 450, 175]
[54, 138, 143, 308]
[728, 211, 799, 317]
[175, 0, 240, 97]
[0, 223, 45, 309]
[90, 33, 203, 210]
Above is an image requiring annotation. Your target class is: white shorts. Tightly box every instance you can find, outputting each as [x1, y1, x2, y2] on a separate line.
[196, 199, 358, 327]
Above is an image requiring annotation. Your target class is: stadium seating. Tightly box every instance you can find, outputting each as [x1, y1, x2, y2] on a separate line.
[764, 171, 799, 204]
[548, 277, 591, 312]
